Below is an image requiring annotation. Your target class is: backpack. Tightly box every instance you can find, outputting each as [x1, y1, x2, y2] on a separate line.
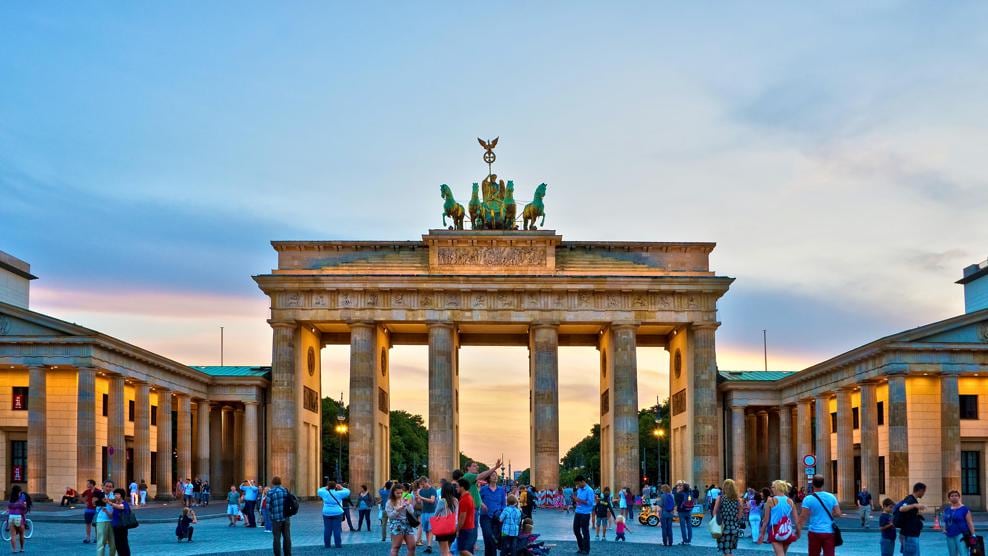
[284, 490, 300, 517]
[892, 500, 907, 529]
[683, 496, 695, 511]
[771, 514, 794, 542]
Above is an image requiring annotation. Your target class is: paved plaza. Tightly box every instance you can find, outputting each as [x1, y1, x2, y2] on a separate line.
[13, 501, 960, 555]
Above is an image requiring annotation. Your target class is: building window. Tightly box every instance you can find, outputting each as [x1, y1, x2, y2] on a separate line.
[852, 407, 860, 429]
[960, 395, 979, 420]
[962, 451, 981, 495]
[830, 412, 837, 432]
[878, 456, 886, 494]
[102, 393, 108, 417]
[378, 387, 388, 414]
[150, 452, 157, 484]
[601, 389, 610, 416]
[128, 400, 135, 422]
[11, 440, 27, 482]
[11, 387, 28, 411]
[877, 401, 885, 426]
[151, 405, 157, 426]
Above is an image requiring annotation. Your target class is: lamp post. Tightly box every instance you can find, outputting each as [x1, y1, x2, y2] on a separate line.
[653, 428, 666, 485]
[334, 392, 347, 482]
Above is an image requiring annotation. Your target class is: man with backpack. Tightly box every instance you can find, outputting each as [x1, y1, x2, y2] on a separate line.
[674, 482, 694, 545]
[799, 474, 841, 556]
[267, 476, 296, 556]
[894, 482, 927, 556]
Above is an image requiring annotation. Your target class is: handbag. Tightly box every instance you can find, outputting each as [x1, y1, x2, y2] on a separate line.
[123, 507, 140, 529]
[405, 506, 421, 528]
[811, 493, 842, 547]
[708, 512, 723, 538]
[431, 511, 457, 536]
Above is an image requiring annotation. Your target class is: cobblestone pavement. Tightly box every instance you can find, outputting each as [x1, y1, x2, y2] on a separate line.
[8, 503, 955, 555]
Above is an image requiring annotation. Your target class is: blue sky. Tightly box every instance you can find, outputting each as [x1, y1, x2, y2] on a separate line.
[3, 2, 987, 466]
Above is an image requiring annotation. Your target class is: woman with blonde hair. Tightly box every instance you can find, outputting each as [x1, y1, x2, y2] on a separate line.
[713, 479, 742, 555]
[758, 480, 800, 555]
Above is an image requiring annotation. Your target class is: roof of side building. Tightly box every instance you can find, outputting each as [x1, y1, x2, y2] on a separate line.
[190, 365, 271, 377]
[718, 370, 796, 381]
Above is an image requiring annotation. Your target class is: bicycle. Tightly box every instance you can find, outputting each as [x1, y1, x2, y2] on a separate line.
[0, 511, 34, 541]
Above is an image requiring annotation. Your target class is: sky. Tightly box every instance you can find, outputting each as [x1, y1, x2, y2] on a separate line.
[2, 2, 987, 470]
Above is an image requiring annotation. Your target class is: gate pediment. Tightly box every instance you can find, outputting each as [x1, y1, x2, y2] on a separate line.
[425, 230, 560, 275]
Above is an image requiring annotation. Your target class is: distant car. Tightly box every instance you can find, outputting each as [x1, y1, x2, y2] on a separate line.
[639, 503, 703, 527]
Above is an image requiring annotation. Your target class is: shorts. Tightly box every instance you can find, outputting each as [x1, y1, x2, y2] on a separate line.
[420, 512, 433, 533]
[436, 533, 456, 544]
[185, 494, 194, 503]
[8, 515, 23, 528]
[595, 517, 608, 527]
[227, 503, 240, 515]
[84, 509, 97, 524]
[456, 527, 478, 553]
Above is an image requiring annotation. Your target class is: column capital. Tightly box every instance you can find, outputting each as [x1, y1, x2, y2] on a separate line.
[609, 322, 639, 331]
[691, 321, 721, 331]
[731, 404, 747, 413]
[235, 406, 244, 414]
[348, 321, 377, 330]
[153, 386, 171, 395]
[756, 409, 769, 416]
[268, 320, 298, 330]
[244, 400, 260, 406]
[426, 321, 455, 330]
[530, 321, 560, 330]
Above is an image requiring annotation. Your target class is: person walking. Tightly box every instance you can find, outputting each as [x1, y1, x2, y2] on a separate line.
[341, 484, 355, 531]
[943, 489, 975, 556]
[572, 475, 594, 554]
[479, 475, 505, 556]
[895, 482, 927, 556]
[433, 483, 459, 556]
[226, 485, 241, 526]
[747, 490, 764, 544]
[878, 498, 896, 556]
[82, 479, 98, 544]
[387, 483, 418, 556]
[357, 485, 374, 532]
[182, 478, 194, 508]
[260, 486, 272, 533]
[267, 476, 292, 556]
[675, 483, 694, 545]
[418, 477, 439, 552]
[799, 474, 841, 556]
[380, 481, 394, 542]
[759, 480, 799, 555]
[713, 479, 742, 556]
[708, 483, 722, 518]
[109, 487, 133, 556]
[318, 478, 350, 548]
[93, 481, 115, 556]
[594, 487, 617, 541]
[6, 485, 29, 553]
[201, 481, 211, 506]
[456, 478, 478, 556]
[176, 506, 197, 542]
[857, 486, 873, 528]
[138, 480, 148, 506]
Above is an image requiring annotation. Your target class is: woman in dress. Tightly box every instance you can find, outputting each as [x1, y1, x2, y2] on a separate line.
[712, 479, 742, 556]
[433, 482, 459, 556]
[758, 480, 800, 555]
[387, 483, 417, 556]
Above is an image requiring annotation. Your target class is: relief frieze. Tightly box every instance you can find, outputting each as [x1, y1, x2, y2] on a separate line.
[436, 246, 547, 267]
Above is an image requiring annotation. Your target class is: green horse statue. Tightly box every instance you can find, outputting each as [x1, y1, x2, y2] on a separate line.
[522, 183, 547, 230]
[503, 181, 516, 229]
[440, 183, 465, 230]
[468, 183, 482, 229]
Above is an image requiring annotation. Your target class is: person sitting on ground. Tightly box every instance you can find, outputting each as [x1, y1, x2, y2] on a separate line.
[176, 506, 197, 542]
[60, 486, 78, 507]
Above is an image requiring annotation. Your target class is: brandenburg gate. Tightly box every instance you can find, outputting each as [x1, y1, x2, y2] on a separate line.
[254, 140, 733, 495]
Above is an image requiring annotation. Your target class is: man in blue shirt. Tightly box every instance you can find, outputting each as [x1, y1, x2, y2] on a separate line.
[572, 476, 595, 554]
[379, 481, 393, 542]
[479, 475, 507, 556]
[562, 486, 574, 515]
[240, 480, 260, 528]
[799, 474, 841, 556]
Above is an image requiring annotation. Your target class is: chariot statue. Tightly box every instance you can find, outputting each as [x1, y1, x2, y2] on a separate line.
[438, 137, 548, 231]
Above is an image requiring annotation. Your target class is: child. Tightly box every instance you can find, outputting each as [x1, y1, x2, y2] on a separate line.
[614, 515, 629, 542]
[878, 498, 895, 556]
[176, 507, 198, 542]
[499, 494, 523, 556]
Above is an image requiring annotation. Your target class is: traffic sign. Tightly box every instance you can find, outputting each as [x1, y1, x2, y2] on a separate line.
[802, 454, 816, 467]
[804, 466, 816, 476]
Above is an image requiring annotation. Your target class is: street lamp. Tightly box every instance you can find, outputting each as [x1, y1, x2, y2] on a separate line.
[653, 428, 666, 485]
[335, 392, 347, 482]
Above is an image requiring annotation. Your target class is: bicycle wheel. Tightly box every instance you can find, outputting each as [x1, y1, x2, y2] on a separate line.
[1, 520, 10, 542]
[23, 519, 33, 539]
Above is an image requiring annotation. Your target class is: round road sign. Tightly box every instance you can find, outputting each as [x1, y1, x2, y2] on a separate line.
[802, 454, 816, 467]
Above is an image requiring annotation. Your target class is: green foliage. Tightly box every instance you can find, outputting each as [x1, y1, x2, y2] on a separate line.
[517, 468, 530, 485]
[561, 424, 600, 486]
[458, 453, 490, 473]
[390, 410, 429, 482]
[640, 400, 671, 487]
[321, 397, 349, 481]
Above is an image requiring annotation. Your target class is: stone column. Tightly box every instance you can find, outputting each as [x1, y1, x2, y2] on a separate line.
[155, 389, 173, 499]
[427, 323, 457, 482]
[222, 406, 235, 484]
[243, 401, 259, 481]
[779, 406, 793, 484]
[941, 374, 961, 498]
[859, 383, 878, 502]
[757, 410, 769, 486]
[611, 324, 640, 494]
[836, 388, 854, 505]
[796, 400, 813, 490]
[176, 394, 192, 482]
[209, 404, 223, 494]
[529, 323, 560, 490]
[77, 367, 98, 487]
[814, 394, 832, 488]
[133, 382, 151, 487]
[691, 323, 720, 489]
[731, 405, 746, 489]
[107, 374, 127, 486]
[887, 374, 909, 498]
[234, 407, 245, 481]
[745, 412, 757, 486]
[27, 366, 48, 499]
[767, 409, 781, 482]
[196, 400, 210, 483]
[270, 321, 299, 488]
[349, 322, 378, 494]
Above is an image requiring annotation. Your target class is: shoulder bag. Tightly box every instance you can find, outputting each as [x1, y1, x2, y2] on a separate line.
[811, 493, 842, 547]
[708, 501, 723, 538]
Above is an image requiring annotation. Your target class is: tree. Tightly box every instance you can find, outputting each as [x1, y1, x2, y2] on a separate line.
[459, 453, 490, 473]
[517, 468, 530, 485]
[561, 424, 600, 486]
[640, 400, 670, 487]
[390, 410, 429, 481]
[321, 396, 349, 481]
